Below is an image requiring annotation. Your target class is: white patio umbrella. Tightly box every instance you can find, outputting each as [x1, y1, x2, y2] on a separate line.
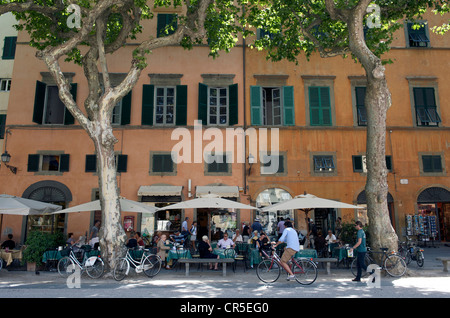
[261, 193, 363, 212]
[0, 194, 62, 215]
[52, 198, 158, 214]
[161, 194, 258, 211]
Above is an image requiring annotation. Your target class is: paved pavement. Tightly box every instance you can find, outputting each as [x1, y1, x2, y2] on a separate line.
[0, 243, 449, 301]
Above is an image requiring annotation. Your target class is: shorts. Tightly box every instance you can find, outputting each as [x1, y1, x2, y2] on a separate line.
[281, 247, 297, 263]
[190, 235, 196, 241]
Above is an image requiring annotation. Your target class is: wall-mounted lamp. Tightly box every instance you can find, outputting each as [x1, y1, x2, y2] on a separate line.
[1, 129, 17, 174]
[247, 154, 255, 175]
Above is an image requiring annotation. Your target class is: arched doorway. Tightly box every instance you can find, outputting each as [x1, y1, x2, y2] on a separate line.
[356, 191, 395, 229]
[417, 187, 450, 242]
[22, 181, 72, 237]
[255, 188, 293, 236]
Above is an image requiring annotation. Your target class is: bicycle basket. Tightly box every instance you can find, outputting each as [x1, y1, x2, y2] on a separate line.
[60, 247, 71, 257]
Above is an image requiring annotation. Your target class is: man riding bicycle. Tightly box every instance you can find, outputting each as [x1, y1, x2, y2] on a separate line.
[274, 221, 300, 281]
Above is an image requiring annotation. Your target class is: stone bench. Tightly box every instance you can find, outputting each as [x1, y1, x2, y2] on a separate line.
[435, 257, 450, 272]
[177, 258, 235, 277]
[312, 258, 338, 275]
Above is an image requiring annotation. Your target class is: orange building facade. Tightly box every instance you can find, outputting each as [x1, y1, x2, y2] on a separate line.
[0, 9, 449, 246]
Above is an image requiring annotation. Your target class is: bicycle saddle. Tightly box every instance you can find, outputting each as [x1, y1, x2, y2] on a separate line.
[380, 247, 389, 252]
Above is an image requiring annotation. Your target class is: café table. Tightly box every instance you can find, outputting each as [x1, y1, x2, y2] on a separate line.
[0, 249, 22, 266]
[166, 248, 192, 263]
[42, 245, 100, 264]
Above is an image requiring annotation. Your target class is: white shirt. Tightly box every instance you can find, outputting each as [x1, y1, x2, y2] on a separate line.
[232, 234, 243, 242]
[279, 227, 300, 252]
[325, 234, 336, 243]
[218, 238, 234, 249]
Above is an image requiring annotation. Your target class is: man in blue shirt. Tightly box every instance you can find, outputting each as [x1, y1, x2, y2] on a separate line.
[275, 221, 300, 281]
[350, 221, 367, 281]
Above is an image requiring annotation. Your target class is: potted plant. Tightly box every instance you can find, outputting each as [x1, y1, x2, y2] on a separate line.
[339, 221, 371, 247]
[22, 230, 65, 271]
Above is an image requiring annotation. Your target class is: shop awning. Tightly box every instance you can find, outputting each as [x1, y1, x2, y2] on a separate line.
[138, 185, 183, 197]
[196, 186, 239, 198]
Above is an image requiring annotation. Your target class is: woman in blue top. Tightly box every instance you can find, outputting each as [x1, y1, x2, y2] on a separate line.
[350, 221, 367, 281]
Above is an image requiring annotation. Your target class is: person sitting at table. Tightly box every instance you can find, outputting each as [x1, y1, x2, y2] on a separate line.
[314, 230, 327, 257]
[152, 231, 162, 247]
[198, 235, 219, 270]
[257, 232, 272, 257]
[126, 232, 138, 248]
[325, 230, 337, 245]
[135, 232, 145, 247]
[157, 234, 171, 269]
[232, 229, 243, 243]
[249, 231, 259, 246]
[170, 231, 185, 246]
[217, 233, 235, 249]
[1, 234, 15, 250]
[66, 233, 80, 251]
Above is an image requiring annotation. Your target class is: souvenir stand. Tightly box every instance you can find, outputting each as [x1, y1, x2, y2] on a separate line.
[405, 214, 438, 247]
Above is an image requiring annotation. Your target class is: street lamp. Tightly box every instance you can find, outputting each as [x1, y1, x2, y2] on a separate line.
[247, 153, 255, 175]
[1, 129, 17, 174]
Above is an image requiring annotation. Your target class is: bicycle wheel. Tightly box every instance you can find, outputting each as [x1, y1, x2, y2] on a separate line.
[113, 258, 129, 281]
[384, 254, 407, 277]
[256, 259, 280, 283]
[57, 256, 75, 278]
[142, 254, 162, 278]
[350, 254, 372, 277]
[292, 258, 317, 285]
[405, 250, 412, 265]
[85, 257, 105, 279]
[416, 251, 424, 267]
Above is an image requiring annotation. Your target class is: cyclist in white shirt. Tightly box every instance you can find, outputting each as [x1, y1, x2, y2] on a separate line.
[274, 221, 299, 281]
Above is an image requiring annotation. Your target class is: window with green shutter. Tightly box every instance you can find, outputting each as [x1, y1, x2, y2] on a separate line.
[152, 154, 174, 173]
[422, 155, 443, 173]
[85, 154, 97, 173]
[206, 154, 230, 174]
[250, 86, 294, 126]
[27, 153, 70, 173]
[157, 14, 178, 38]
[199, 83, 238, 126]
[413, 87, 441, 126]
[309, 86, 332, 126]
[116, 154, 128, 173]
[32, 81, 77, 125]
[2, 36, 17, 60]
[407, 22, 430, 48]
[355, 86, 367, 126]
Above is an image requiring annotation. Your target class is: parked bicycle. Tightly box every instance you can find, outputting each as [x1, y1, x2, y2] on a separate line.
[113, 247, 162, 281]
[256, 246, 318, 285]
[57, 245, 104, 279]
[350, 247, 407, 277]
[399, 237, 424, 267]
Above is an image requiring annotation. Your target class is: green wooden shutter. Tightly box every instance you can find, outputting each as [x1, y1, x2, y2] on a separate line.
[27, 154, 40, 172]
[352, 156, 363, 172]
[117, 154, 128, 173]
[157, 14, 178, 38]
[176, 85, 188, 126]
[0, 114, 6, 139]
[283, 86, 294, 126]
[309, 86, 331, 126]
[64, 83, 77, 125]
[59, 154, 70, 172]
[85, 154, 97, 172]
[198, 83, 208, 125]
[228, 83, 238, 126]
[33, 81, 46, 124]
[250, 86, 262, 125]
[121, 91, 132, 125]
[142, 84, 154, 125]
[2, 36, 17, 60]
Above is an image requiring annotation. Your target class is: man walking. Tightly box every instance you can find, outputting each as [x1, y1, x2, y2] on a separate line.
[350, 221, 367, 282]
[274, 220, 299, 281]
